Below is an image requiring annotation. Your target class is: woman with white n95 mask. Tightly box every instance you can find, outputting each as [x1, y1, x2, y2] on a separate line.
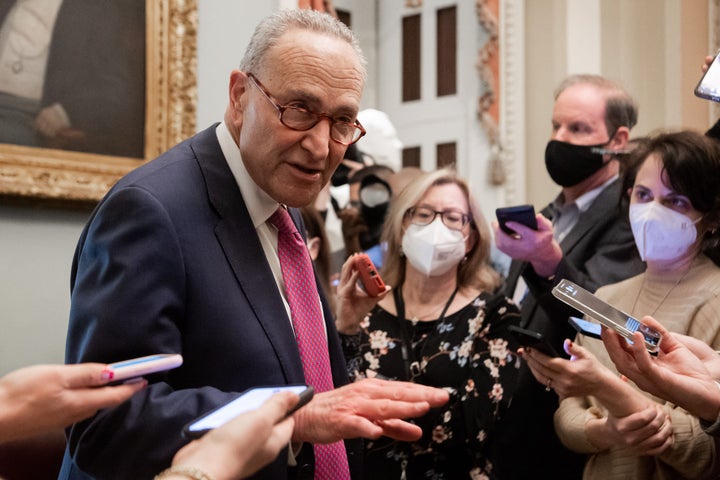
[523, 130, 720, 480]
[334, 168, 522, 479]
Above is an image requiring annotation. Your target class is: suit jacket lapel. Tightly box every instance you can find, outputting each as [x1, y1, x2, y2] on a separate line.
[189, 127, 305, 383]
[557, 179, 622, 253]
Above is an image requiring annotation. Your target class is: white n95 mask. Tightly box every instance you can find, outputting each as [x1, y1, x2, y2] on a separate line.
[629, 202, 699, 261]
[401, 220, 467, 276]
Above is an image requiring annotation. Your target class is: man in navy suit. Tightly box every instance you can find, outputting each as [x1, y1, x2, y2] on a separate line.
[491, 75, 646, 479]
[60, 9, 447, 479]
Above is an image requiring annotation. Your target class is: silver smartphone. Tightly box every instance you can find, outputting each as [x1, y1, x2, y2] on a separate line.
[695, 52, 720, 102]
[552, 279, 662, 353]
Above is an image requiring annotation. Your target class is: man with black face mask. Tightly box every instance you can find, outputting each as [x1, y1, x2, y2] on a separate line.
[491, 74, 646, 480]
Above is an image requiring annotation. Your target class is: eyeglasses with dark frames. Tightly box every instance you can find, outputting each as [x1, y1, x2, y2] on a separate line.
[246, 73, 366, 146]
[405, 206, 472, 231]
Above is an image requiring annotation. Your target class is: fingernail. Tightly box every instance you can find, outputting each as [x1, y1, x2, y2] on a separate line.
[101, 368, 114, 381]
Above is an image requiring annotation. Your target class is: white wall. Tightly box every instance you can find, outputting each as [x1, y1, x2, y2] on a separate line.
[0, 206, 89, 375]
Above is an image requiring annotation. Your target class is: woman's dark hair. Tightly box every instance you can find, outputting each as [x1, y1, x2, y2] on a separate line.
[300, 206, 336, 314]
[621, 130, 720, 259]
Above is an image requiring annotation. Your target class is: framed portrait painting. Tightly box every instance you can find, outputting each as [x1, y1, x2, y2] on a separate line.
[0, 0, 197, 205]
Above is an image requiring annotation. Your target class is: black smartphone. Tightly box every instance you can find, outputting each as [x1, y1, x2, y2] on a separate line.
[695, 52, 720, 102]
[508, 325, 560, 357]
[568, 316, 602, 340]
[183, 385, 314, 438]
[552, 279, 662, 353]
[496, 205, 538, 235]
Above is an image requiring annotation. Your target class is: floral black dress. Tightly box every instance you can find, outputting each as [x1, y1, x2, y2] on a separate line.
[341, 290, 522, 480]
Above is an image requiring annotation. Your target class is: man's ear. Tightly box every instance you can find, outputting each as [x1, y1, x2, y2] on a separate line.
[228, 70, 249, 115]
[610, 126, 630, 149]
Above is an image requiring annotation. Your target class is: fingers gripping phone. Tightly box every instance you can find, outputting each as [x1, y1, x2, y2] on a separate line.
[103, 354, 183, 383]
[183, 385, 314, 438]
[552, 279, 662, 353]
[508, 325, 560, 357]
[695, 52, 720, 102]
[354, 253, 386, 297]
[495, 205, 538, 235]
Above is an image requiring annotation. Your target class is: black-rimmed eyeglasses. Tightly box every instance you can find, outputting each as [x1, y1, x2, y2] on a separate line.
[405, 206, 471, 231]
[246, 73, 366, 146]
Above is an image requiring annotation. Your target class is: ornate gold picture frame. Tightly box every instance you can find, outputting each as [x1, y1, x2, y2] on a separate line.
[0, 0, 197, 205]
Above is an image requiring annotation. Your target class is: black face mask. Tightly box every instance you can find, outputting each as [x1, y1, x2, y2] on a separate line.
[544, 139, 612, 187]
[359, 202, 389, 250]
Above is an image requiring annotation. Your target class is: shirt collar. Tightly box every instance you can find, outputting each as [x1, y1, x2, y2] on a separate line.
[216, 122, 280, 227]
[553, 174, 619, 213]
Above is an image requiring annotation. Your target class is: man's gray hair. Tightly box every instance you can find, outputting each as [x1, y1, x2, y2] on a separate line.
[554, 74, 638, 135]
[239, 9, 367, 81]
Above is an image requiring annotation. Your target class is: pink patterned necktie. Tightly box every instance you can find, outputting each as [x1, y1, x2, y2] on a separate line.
[269, 207, 351, 480]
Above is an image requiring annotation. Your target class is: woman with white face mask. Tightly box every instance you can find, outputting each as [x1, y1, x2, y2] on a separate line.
[523, 131, 720, 480]
[335, 168, 522, 479]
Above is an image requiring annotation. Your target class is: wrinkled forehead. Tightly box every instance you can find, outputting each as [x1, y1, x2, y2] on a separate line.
[259, 31, 365, 111]
[261, 30, 364, 83]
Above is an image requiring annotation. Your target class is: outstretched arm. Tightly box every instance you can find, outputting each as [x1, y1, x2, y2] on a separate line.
[0, 363, 145, 443]
[602, 316, 720, 422]
[291, 378, 449, 444]
[524, 340, 672, 456]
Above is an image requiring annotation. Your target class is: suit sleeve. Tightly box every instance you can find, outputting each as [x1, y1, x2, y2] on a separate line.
[64, 186, 281, 478]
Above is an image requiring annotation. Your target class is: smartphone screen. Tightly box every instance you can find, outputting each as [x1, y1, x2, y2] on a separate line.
[568, 316, 602, 340]
[695, 53, 720, 102]
[183, 385, 313, 438]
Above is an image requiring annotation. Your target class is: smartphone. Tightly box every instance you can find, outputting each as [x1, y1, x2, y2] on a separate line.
[552, 279, 662, 353]
[183, 385, 314, 438]
[354, 253, 386, 296]
[695, 52, 720, 102]
[103, 353, 183, 383]
[508, 325, 560, 357]
[496, 205, 538, 235]
[568, 316, 602, 340]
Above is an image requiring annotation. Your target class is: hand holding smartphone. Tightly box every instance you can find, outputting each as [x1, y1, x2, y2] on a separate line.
[103, 353, 183, 383]
[495, 205, 538, 235]
[695, 52, 720, 102]
[354, 253, 386, 297]
[552, 279, 662, 353]
[183, 385, 313, 438]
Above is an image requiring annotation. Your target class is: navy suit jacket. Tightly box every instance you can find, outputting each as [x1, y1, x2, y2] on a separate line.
[493, 178, 645, 480]
[60, 125, 361, 479]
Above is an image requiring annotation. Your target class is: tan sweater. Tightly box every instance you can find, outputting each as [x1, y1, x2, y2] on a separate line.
[554, 254, 720, 480]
